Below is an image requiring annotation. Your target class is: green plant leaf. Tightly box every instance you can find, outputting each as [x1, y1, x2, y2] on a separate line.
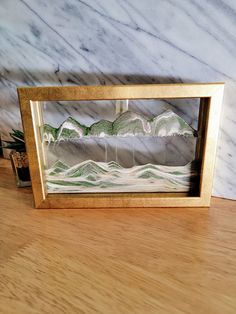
[12, 129, 24, 139]
[1, 130, 26, 152]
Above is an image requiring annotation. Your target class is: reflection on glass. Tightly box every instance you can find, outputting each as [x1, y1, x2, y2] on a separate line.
[40, 99, 199, 194]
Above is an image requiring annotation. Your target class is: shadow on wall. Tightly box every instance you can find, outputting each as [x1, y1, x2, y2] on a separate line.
[1, 69, 200, 86]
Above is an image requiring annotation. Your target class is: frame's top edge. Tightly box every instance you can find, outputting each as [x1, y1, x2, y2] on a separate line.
[17, 82, 225, 91]
[17, 82, 225, 101]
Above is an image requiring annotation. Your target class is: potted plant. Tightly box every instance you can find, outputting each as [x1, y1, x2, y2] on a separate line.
[1, 130, 31, 187]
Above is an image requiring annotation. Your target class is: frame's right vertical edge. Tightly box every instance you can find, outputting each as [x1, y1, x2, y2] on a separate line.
[199, 84, 225, 206]
[194, 97, 209, 199]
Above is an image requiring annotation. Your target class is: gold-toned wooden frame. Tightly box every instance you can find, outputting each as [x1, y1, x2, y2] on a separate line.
[18, 83, 224, 209]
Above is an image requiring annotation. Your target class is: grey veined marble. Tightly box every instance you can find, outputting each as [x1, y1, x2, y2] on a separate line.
[0, 0, 236, 199]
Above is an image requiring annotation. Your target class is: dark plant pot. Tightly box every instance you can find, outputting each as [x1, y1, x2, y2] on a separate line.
[10, 151, 31, 187]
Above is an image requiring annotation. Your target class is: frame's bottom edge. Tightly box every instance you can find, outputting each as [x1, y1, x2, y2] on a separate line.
[35, 197, 210, 209]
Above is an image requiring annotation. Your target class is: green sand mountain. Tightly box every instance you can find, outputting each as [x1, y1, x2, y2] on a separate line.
[42, 110, 196, 141]
[48, 160, 69, 175]
[151, 110, 194, 136]
[42, 124, 58, 142]
[107, 161, 122, 169]
[65, 160, 108, 178]
[42, 117, 87, 142]
[56, 117, 88, 140]
[113, 111, 151, 136]
[48, 160, 122, 177]
[89, 119, 113, 137]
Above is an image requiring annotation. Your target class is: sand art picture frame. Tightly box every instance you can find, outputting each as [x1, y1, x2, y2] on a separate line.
[18, 83, 224, 208]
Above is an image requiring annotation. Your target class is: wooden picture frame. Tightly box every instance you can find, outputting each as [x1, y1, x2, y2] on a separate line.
[18, 83, 224, 209]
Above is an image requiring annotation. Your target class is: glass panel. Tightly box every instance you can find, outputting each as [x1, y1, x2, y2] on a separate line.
[39, 98, 199, 194]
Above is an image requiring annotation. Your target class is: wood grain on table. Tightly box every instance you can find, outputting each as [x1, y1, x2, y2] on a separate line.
[0, 159, 236, 314]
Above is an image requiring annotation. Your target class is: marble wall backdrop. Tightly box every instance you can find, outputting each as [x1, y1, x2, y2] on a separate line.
[0, 0, 236, 199]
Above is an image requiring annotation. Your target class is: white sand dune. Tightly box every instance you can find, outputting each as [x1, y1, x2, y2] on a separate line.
[46, 160, 196, 193]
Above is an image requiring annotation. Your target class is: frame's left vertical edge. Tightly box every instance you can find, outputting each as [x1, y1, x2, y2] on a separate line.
[17, 87, 46, 208]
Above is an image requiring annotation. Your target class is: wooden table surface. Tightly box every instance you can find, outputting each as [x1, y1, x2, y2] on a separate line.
[0, 159, 236, 314]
